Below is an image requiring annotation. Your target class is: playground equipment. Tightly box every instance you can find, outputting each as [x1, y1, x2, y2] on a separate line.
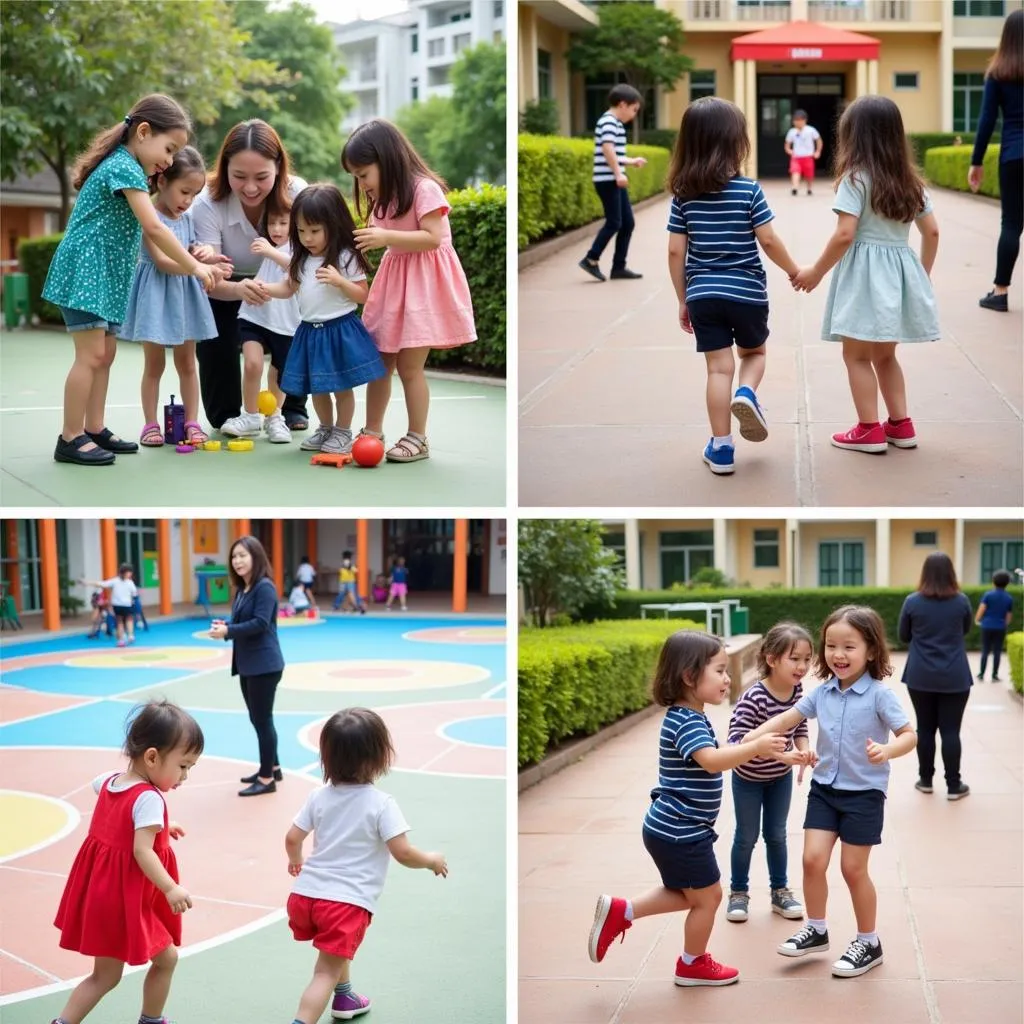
[639, 599, 750, 639]
[195, 565, 231, 617]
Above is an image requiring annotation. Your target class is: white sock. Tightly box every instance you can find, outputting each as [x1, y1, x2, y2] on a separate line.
[711, 434, 733, 450]
[857, 931, 878, 946]
[681, 951, 698, 965]
[624, 901, 634, 921]
[808, 918, 827, 934]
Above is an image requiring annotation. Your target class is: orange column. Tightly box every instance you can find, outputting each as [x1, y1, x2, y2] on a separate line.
[40, 519, 60, 631]
[453, 519, 468, 613]
[356, 519, 369, 599]
[179, 519, 192, 606]
[157, 519, 172, 615]
[272, 519, 284, 595]
[5, 520, 22, 610]
[100, 519, 117, 579]
[307, 520, 318, 571]
[234, 519, 251, 541]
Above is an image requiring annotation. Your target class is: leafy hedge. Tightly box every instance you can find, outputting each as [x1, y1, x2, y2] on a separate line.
[518, 134, 671, 249]
[18, 234, 63, 324]
[907, 131, 997, 166]
[1008, 632, 1023, 695]
[518, 618, 702, 767]
[580, 586, 1024, 652]
[924, 145, 1001, 199]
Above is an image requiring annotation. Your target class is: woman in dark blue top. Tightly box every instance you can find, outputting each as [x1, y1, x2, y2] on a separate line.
[899, 553, 973, 801]
[210, 535, 285, 796]
[968, 9, 1023, 312]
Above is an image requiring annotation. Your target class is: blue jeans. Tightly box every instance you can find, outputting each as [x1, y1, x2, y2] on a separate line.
[730, 771, 793, 892]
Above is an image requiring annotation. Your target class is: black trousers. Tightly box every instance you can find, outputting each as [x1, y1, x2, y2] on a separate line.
[908, 688, 970, 790]
[198, 298, 307, 429]
[239, 671, 282, 778]
[979, 627, 1007, 677]
[995, 158, 1023, 288]
[586, 180, 635, 271]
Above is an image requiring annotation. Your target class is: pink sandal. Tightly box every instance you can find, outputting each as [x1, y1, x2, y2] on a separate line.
[184, 420, 209, 445]
[140, 422, 164, 447]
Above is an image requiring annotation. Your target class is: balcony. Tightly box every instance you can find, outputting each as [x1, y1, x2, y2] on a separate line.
[807, 0, 914, 22]
[681, 0, 792, 22]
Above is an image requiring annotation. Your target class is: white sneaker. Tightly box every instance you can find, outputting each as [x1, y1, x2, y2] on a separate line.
[300, 425, 334, 451]
[265, 414, 291, 443]
[220, 411, 261, 437]
[320, 427, 354, 455]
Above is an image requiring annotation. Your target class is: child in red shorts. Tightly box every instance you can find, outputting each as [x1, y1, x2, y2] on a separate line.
[285, 707, 448, 1023]
[785, 110, 823, 196]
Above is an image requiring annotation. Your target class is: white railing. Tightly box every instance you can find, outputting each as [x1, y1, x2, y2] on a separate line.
[807, 0, 913, 22]
[683, 0, 792, 21]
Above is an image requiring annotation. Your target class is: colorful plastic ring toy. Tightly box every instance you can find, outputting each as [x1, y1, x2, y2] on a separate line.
[201, 440, 221, 451]
[227, 439, 254, 452]
[175, 443, 195, 453]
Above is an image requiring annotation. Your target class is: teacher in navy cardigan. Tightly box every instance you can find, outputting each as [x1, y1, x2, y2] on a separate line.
[899, 552, 973, 802]
[210, 535, 285, 797]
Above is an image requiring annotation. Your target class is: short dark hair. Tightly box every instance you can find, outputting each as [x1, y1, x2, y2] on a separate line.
[757, 621, 814, 679]
[288, 182, 370, 284]
[118, 563, 133, 576]
[794, 109, 808, 120]
[156, 144, 206, 193]
[669, 96, 750, 200]
[609, 84, 643, 107]
[228, 535, 272, 591]
[651, 630, 726, 706]
[917, 552, 960, 599]
[124, 699, 204, 759]
[816, 605, 893, 681]
[319, 707, 395, 785]
[993, 570, 1012, 588]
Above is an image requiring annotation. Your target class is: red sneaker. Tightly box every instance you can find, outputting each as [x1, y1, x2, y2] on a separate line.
[884, 417, 917, 449]
[831, 422, 887, 453]
[674, 952, 740, 986]
[588, 895, 630, 963]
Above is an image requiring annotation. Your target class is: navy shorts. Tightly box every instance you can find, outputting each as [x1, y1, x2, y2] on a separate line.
[804, 781, 885, 846]
[238, 319, 293, 372]
[687, 297, 769, 353]
[642, 829, 720, 890]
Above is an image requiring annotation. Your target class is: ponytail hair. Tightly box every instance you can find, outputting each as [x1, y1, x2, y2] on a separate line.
[71, 93, 191, 191]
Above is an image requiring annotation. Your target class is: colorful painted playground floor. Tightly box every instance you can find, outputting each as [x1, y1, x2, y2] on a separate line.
[0, 615, 506, 1023]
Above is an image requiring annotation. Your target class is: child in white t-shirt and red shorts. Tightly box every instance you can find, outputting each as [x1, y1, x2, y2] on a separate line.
[785, 110, 823, 196]
[284, 708, 448, 1024]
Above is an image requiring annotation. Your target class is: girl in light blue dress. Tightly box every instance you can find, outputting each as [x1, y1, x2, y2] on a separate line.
[793, 96, 940, 456]
[119, 146, 230, 447]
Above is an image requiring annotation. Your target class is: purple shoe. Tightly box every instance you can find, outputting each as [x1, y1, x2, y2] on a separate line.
[331, 990, 370, 1019]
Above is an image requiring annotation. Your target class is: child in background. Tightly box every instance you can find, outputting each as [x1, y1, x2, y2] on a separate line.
[976, 569, 1015, 681]
[792, 96, 940, 454]
[784, 110, 823, 196]
[332, 552, 367, 614]
[386, 556, 409, 611]
[87, 588, 111, 639]
[288, 583, 312, 616]
[50, 700, 203, 1024]
[344, 119, 477, 463]
[80, 564, 139, 647]
[42, 93, 220, 466]
[726, 622, 815, 924]
[372, 574, 389, 604]
[285, 708, 447, 1024]
[588, 631, 788, 987]
[119, 145, 230, 448]
[745, 606, 917, 978]
[667, 97, 800, 476]
[295, 555, 317, 602]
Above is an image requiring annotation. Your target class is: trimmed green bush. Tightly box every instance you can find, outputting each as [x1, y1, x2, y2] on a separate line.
[18, 234, 64, 324]
[924, 145, 1001, 199]
[640, 128, 678, 151]
[1008, 632, 1023, 695]
[518, 134, 671, 248]
[518, 618, 702, 766]
[907, 131, 997, 166]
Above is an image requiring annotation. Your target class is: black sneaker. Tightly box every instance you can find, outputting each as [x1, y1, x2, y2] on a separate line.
[578, 258, 605, 281]
[947, 782, 970, 801]
[791, 188, 798, 196]
[54, 434, 115, 466]
[778, 923, 829, 957]
[992, 675, 1001, 682]
[977, 672, 985, 681]
[806, 189, 813, 196]
[832, 937, 883, 977]
[609, 267, 643, 280]
[979, 290, 1008, 311]
[914, 779, 933, 794]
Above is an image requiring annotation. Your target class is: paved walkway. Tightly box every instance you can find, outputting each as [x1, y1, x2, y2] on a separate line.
[519, 654, 1022, 1024]
[519, 184, 1023, 506]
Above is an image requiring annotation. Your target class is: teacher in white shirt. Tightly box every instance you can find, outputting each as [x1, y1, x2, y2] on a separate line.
[192, 120, 309, 430]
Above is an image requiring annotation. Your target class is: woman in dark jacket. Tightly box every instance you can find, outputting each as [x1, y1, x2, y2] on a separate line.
[968, 8, 1023, 312]
[899, 552, 973, 801]
[210, 535, 285, 796]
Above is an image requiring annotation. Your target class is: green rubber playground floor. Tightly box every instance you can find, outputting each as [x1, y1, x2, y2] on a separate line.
[0, 329, 505, 507]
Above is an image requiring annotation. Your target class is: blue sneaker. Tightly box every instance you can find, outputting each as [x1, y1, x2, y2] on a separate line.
[702, 438, 735, 475]
[730, 386, 768, 442]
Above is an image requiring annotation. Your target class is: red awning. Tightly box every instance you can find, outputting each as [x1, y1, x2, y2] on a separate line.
[731, 20, 879, 62]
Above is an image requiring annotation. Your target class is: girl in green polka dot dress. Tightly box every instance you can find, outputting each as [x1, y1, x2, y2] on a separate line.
[42, 94, 226, 467]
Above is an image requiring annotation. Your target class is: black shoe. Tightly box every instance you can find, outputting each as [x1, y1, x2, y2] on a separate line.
[240, 769, 283, 783]
[791, 188, 798, 196]
[979, 290, 1008, 311]
[977, 672, 985, 680]
[238, 779, 277, 796]
[578, 258, 605, 281]
[832, 938, 883, 977]
[914, 779, 933, 793]
[609, 267, 643, 280]
[54, 433, 116, 465]
[778, 924, 829, 957]
[947, 782, 970, 801]
[284, 412, 309, 430]
[992, 675, 1001, 682]
[806, 189, 813, 196]
[86, 427, 139, 453]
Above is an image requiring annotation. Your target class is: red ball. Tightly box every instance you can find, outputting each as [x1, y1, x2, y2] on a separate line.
[351, 434, 385, 467]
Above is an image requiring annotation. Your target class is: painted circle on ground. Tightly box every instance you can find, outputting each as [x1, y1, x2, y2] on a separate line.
[65, 646, 225, 669]
[0, 790, 80, 862]
[404, 625, 506, 645]
[440, 715, 505, 749]
[280, 659, 490, 692]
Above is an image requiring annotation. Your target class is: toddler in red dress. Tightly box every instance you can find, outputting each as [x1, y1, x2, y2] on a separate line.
[51, 699, 204, 1024]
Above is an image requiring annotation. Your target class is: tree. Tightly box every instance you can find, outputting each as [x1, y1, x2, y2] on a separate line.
[394, 94, 455, 178]
[519, 520, 622, 627]
[566, 2, 693, 140]
[1, 0, 282, 226]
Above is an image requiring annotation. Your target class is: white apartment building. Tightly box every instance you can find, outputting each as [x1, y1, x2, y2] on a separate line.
[334, 0, 507, 132]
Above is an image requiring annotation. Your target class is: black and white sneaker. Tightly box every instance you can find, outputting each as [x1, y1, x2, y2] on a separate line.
[832, 938, 883, 977]
[777, 923, 829, 957]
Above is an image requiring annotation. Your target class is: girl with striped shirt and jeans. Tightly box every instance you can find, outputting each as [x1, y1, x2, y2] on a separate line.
[588, 631, 789, 987]
[726, 622, 816, 924]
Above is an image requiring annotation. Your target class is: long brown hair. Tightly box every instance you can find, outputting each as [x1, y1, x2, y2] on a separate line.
[208, 120, 293, 215]
[816, 605, 893, 681]
[988, 9, 1023, 82]
[833, 95, 925, 223]
[287, 183, 370, 284]
[757, 621, 814, 679]
[72, 93, 191, 191]
[668, 97, 750, 200]
[917, 552, 961, 600]
[228, 535, 272, 591]
[341, 118, 446, 220]
[651, 630, 726, 706]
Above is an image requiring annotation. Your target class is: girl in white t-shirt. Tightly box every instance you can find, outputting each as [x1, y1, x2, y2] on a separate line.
[80, 563, 139, 647]
[285, 707, 447, 1024]
[257, 184, 386, 458]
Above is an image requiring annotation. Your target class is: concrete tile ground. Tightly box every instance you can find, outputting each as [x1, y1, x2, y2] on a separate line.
[518, 653, 1023, 1024]
[519, 183, 1023, 507]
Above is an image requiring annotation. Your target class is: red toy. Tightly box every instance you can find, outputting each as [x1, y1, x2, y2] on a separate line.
[352, 434, 385, 467]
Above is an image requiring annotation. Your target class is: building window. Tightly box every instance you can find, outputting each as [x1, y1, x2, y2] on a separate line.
[428, 38, 445, 58]
[981, 539, 1024, 582]
[494, 0, 504, 16]
[537, 49, 552, 100]
[116, 519, 157, 581]
[953, 72, 987, 131]
[893, 72, 919, 90]
[411, 32, 418, 54]
[953, 0, 1004, 14]
[449, 9, 471, 21]
[690, 70, 716, 103]
[411, 77, 419, 102]
[913, 530, 938, 547]
[659, 530, 715, 587]
[602, 530, 627, 569]
[818, 540, 865, 587]
[453, 32, 471, 54]
[428, 66, 450, 87]
[753, 528, 780, 569]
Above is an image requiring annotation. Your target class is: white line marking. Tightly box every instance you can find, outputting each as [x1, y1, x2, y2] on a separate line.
[0, 947, 61, 983]
[0, 790, 81, 864]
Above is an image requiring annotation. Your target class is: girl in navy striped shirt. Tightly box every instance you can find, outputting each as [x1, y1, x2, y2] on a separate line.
[588, 630, 788, 987]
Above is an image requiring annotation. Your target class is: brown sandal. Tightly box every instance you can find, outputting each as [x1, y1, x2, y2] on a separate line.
[385, 433, 429, 463]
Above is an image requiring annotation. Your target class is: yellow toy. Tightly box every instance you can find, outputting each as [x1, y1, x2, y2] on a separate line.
[257, 390, 277, 416]
[201, 440, 222, 452]
[227, 439, 254, 452]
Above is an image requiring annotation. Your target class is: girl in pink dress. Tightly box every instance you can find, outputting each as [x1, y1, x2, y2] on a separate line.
[343, 120, 476, 463]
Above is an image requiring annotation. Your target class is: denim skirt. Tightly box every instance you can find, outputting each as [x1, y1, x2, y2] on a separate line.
[280, 312, 385, 396]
